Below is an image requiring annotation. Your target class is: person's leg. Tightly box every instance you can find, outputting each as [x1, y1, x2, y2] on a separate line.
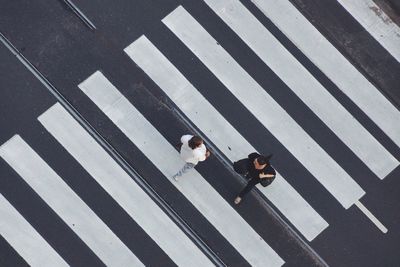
[234, 178, 259, 204]
[238, 179, 258, 198]
[173, 163, 196, 180]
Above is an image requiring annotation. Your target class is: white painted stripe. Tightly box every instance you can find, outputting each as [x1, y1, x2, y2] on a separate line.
[0, 135, 143, 267]
[252, 0, 400, 172]
[38, 104, 213, 267]
[79, 71, 284, 267]
[337, 0, 400, 63]
[124, 36, 328, 241]
[0, 193, 68, 267]
[162, 6, 365, 209]
[355, 201, 388, 233]
[202, 0, 398, 179]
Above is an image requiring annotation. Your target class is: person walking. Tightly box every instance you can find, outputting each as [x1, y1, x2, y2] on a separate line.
[172, 135, 210, 181]
[233, 153, 275, 204]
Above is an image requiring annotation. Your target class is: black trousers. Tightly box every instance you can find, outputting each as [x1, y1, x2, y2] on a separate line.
[238, 177, 261, 198]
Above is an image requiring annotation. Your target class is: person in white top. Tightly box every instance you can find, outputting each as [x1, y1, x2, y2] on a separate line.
[173, 135, 210, 181]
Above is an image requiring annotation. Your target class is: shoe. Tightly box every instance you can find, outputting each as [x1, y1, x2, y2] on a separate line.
[234, 197, 242, 205]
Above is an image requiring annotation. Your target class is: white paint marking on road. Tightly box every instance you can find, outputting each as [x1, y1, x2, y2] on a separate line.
[162, 6, 365, 209]
[79, 71, 284, 267]
[0, 135, 143, 267]
[337, 0, 400, 63]
[251, 0, 400, 172]
[0, 193, 68, 267]
[124, 36, 328, 241]
[202, 0, 399, 179]
[38, 103, 213, 267]
[355, 201, 388, 233]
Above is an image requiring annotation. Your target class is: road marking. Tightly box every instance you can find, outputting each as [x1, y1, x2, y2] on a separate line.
[63, 0, 96, 30]
[202, 0, 398, 179]
[355, 201, 388, 233]
[0, 193, 68, 267]
[337, 0, 400, 63]
[162, 6, 365, 209]
[38, 103, 214, 267]
[251, 0, 400, 171]
[124, 35, 328, 241]
[0, 135, 144, 267]
[79, 71, 285, 267]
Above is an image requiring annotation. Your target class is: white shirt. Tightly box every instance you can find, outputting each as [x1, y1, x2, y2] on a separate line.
[179, 135, 207, 164]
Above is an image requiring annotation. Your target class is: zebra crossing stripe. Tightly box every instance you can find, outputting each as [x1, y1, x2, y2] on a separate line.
[0, 193, 68, 267]
[202, 0, 398, 179]
[337, 0, 400, 63]
[251, 0, 400, 169]
[124, 35, 328, 241]
[78, 71, 285, 267]
[0, 135, 144, 267]
[38, 103, 214, 267]
[162, 6, 365, 209]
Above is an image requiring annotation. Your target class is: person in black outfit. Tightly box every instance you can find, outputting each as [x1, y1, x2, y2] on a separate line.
[234, 153, 276, 205]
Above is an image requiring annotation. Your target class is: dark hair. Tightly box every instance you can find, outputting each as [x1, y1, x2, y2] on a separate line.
[188, 136, 203, 149]
[257, 154, 272, 165]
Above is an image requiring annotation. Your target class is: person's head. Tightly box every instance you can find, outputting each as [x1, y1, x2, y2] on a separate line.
[253, 154, 272, 169]
[188, 136, 203, 149]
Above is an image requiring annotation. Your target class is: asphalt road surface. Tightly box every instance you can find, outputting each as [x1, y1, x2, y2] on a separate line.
[1, 0, 399, 266]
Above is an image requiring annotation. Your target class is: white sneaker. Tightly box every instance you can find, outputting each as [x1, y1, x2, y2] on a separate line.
[234, 197, 242, 205]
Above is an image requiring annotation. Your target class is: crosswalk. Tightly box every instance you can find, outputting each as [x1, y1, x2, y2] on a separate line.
[336, 0, 400, 63]
[0, 135, 144, 267]
[78, 71, 284, 266]
[0, 193, 68, 267]
[1, 0, 399, 266]
[162, 6, 367, 209]
[124, 36, 328, 242]
[251, 0, 400, 152]
[201, 0, 398, 179]
[38, 103, 214, 267]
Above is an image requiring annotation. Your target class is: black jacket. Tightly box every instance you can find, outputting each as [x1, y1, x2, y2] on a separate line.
[233, 153, 276, 186]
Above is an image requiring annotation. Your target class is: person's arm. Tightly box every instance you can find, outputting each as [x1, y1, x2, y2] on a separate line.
[259, 173, 275, 179]
[198, 154, 206, 161]
[195, 148, 208, 162]
[259, 167, 276, 179]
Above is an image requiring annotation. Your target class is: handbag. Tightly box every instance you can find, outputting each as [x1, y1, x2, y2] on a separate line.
[260, 175, 275, 187]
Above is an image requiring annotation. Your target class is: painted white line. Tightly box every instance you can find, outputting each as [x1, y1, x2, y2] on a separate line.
[202, 0, 398, 179]
[251, 0, 400, 172]
[79, 71, 284, 267]
[355, 201, 388, 233]
[337, 0, 400, 63]
[0, 193, 68, 267]
[0, 135, 143, 267]
[162, 6, 365, 209]
[38, 103, 213, 267]
[124, 36, 328, 241]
